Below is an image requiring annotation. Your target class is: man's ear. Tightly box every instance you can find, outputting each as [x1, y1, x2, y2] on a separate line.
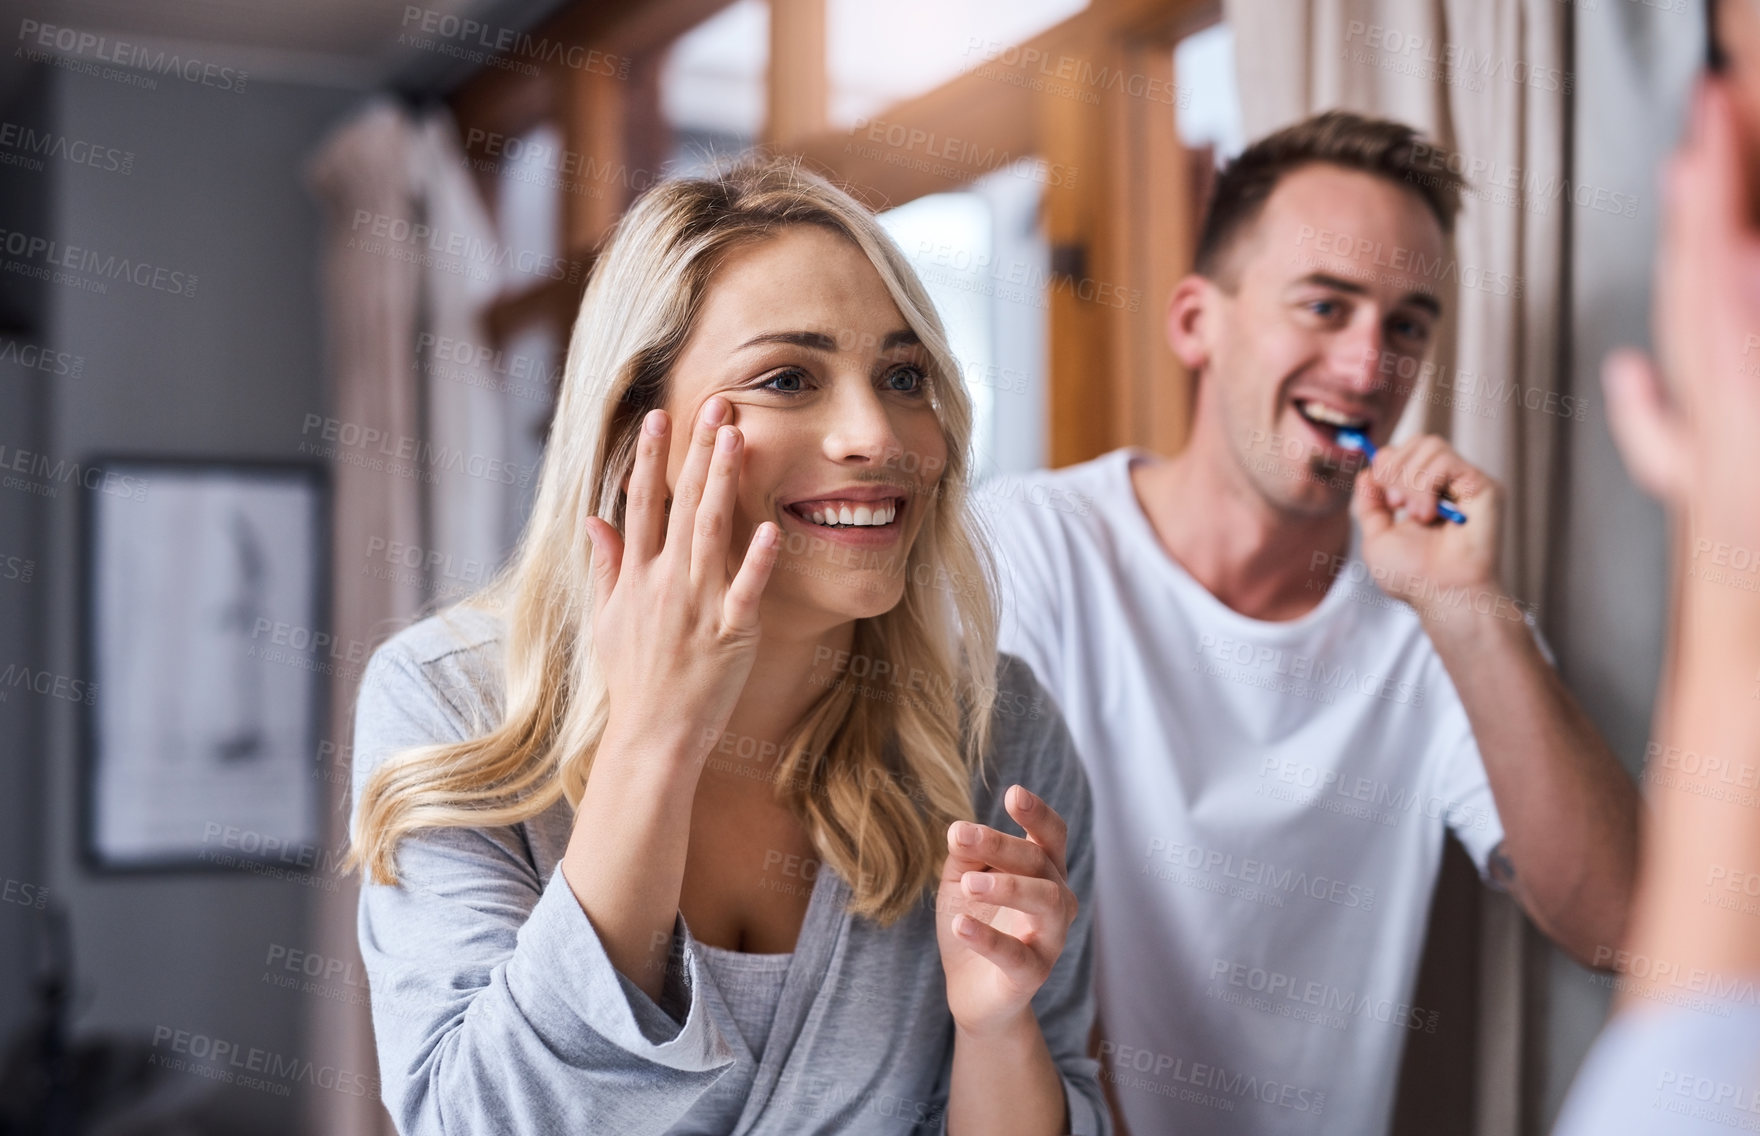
[1167, 273, 1215, 372]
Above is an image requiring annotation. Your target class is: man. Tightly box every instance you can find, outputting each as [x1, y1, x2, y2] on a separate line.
[979, 111, 1639, 1135]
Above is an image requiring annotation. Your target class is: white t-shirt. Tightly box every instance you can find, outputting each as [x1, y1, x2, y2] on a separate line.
[979, 448, 1506, 1136]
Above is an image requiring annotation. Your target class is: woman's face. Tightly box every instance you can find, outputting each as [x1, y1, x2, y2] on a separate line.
[1718, 0, 1760, 212]
[659, 224, 951, 630]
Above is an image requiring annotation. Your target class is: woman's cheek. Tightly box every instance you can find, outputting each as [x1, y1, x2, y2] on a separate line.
[892, 410, 947, 480]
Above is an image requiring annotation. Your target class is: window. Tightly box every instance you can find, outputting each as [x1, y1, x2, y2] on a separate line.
[826, 0, 1088, 128]
[660, 0, 768, 171]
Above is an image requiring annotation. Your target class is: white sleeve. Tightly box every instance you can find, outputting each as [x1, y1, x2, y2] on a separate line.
[1552, 999, 1760, 1136]
[1421, 613, 1558, 882]
[972, 476, 1066, 696]
[1425, 690, 1507, 880]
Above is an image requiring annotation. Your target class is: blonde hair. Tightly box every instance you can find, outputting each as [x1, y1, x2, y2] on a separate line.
[348, 156, 999, 925]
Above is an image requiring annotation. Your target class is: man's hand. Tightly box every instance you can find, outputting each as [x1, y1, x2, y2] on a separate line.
[1352, 434, 1506, 617]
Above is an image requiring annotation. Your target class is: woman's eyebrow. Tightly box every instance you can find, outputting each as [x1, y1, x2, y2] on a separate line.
[733, 328, 921, 353]
[736, 330, 838, 352]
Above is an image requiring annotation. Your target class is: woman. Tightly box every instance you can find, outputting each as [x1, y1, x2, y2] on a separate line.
[1551, 22, 1760, 1136]
[346, 156, 1109, 1135]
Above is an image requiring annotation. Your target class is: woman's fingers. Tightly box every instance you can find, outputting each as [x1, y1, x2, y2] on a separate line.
[691, 423, 744, 588]
[950, 912, 1046, 981]
[582, 516, 624, 619]
[1003, 786, 1069, 880]
[624, 409, 671, 564]
[946, 819, 1061, 883]
[1603, 349, 1689, 505]
[960, 869, 1068, 924]
[665, 397, 728, 563]
[723, 522, 780, 634]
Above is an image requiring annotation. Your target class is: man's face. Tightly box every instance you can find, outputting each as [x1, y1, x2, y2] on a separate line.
[1176, 164, 1448, 517]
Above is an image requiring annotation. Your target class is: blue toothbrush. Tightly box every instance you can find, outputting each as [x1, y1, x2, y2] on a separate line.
[1334, 429, 1468, 525]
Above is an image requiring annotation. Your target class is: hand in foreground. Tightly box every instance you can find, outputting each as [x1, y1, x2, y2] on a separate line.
[935, 785, 1078, 1038]
[1604, 79, 1760, 553]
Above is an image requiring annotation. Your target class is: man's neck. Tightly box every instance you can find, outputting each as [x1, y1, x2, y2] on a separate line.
[1132, 442, 1353, 622]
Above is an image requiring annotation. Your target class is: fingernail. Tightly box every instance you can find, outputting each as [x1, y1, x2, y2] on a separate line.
[717, 425, 738, 453]
[955, 914, 978, 937]
[644, 409, 666, 436]
[701, 397, 727, 426]
[1013, 785, 1036, 811]
[955, 822, 980, 846]
[965, 872, 993, 894]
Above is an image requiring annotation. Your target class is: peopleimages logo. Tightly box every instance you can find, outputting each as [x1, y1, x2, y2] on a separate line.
[0, 121, 133, 174]
[1207, 957, 1440, 1034]
[1096, 1040, 1327, 1115]
[1141, 837, 1377, 910]
[1292, 225, 1522, 299]
[1193, 631, 1426, 707]
[347, 210, 583, 284]
[150, 1026, 375, 1098]
[399, 6, 631, 78]
[17, 21, 249, 91]
[0, 228, 198, 297]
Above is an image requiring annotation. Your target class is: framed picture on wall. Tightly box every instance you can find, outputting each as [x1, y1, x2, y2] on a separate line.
[79, 457, 328, 872]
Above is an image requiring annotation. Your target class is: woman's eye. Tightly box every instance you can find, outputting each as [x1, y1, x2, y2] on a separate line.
[884, 365, 927, 394]
[760, 368, 808, 393]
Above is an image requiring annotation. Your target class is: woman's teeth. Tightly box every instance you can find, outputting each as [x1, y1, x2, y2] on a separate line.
[804, 501, 897, 527]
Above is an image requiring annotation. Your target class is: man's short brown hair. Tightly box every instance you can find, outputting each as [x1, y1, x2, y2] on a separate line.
[1193, 110, 1467, 287]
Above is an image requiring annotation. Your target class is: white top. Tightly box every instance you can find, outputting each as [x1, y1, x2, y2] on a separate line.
[1553, 997, 1760, 1135]
[979, 448, 1506, 1136]
[695, 943, 793, 1065]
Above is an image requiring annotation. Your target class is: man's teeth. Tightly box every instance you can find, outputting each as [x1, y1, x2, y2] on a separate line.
[805, 501, 897, 527]
[1296, 400, 1369, 430]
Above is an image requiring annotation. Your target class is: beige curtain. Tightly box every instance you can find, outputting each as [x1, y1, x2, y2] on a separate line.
[1224, 1, 1571, 1133]
[303, 99, 423, 1136]
[303, 97, 524, 1135]
[410, 112, 526, 576]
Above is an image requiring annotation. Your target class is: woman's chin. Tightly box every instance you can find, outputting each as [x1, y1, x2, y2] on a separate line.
[767, 566, 907, 626]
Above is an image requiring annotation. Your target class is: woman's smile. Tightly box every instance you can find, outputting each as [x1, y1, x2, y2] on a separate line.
[779, 484, 909, 548]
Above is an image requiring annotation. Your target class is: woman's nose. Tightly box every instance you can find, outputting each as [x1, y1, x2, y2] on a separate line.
[821, 382, 905, 465]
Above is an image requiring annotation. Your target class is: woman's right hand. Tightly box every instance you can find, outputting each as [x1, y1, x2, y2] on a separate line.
[1604, 79, 1760, 552]
[579, 396, 780, 768]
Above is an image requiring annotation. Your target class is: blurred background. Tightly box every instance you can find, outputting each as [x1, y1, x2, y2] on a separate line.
[0, 0, 1702, 1132]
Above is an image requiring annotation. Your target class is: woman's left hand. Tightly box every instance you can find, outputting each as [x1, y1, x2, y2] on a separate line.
[935, 785, 1079, 1038]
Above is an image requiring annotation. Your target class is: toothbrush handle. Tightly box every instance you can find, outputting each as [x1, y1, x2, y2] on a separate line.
[1344, 432, 1468, 523]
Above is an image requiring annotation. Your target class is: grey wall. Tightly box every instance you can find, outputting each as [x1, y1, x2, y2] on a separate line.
[0, 60, 361, 1134]
[0, 70, 54, 1059]
[1540, 0, 1703, 1127]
